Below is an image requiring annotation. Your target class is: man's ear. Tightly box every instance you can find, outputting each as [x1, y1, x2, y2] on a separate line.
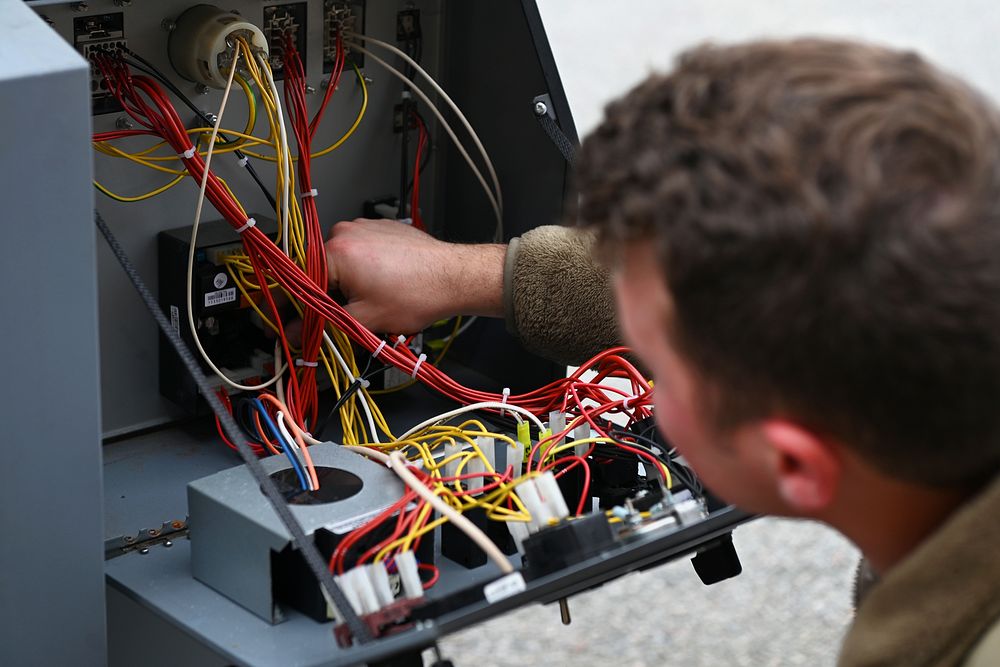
[759, 420, 841, 514]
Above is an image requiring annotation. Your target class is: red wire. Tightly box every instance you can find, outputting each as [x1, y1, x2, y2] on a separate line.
[410, 112, 427, 231]
[94, 52, 657, 437]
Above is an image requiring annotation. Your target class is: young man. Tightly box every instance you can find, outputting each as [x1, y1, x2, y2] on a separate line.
[326, 39, 1000, 664]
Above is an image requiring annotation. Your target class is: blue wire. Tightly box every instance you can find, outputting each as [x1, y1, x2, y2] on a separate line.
[252, 398, 310, 491]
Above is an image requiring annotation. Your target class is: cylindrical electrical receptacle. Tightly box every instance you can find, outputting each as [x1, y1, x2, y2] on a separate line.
[167, 4, 268, 89]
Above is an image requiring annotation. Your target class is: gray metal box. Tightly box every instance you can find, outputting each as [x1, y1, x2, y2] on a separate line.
[188, 442, 405, 623]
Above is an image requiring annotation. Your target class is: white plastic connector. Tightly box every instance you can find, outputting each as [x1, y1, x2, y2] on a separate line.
[465, 450, 486, 492]
[478, 436, 496, 472]
[574, 422, 591, 457]
[509, 441, 524, 478]
[334, 573, 363, 618]
[167, 4, 269, 89]
[368, 562, 394, 608]
[442, 441, 462, 480]
[348, 566, 380, 615]
[549, 411, 566, 446]
[506, 520, 531, 554]
[535, 471, 570, 520]
[395, 551, 423, 599]
[517, 478, 553, 531]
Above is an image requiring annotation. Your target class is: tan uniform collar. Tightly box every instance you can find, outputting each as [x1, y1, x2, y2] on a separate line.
[839, 474, 1000, 666]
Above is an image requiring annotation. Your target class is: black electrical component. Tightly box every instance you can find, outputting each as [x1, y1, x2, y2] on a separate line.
[520, 513, 617, 578]
[441, 506, 517, 569]
[273, 520, 436, 623]
[157, 218, 277, 414]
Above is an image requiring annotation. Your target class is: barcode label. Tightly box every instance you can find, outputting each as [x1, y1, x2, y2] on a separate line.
[204, 287, 237, 308]
[483, 572, 526, 604]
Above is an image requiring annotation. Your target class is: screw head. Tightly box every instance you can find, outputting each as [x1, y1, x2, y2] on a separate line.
[305, 84, 316, 95]
[534, 101, 548, 117]
[115, 115, 134, 130]
[161, 18, 177, 32]
[113, 0, 133, 6]
[139, 547, 150, 555]
[163, 540, 173, 548]
[196, 84, 210, 95]
[72, 2, 89, 12]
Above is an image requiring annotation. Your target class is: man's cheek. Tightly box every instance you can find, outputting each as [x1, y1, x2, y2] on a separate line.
[654, 395, 696, 458]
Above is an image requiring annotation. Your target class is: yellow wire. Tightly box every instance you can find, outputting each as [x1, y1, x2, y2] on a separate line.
[241, 62, 368, 161]
[94, 174, 186, 202]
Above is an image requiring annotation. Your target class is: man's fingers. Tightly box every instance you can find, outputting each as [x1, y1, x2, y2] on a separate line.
[343, 300, 377, 332]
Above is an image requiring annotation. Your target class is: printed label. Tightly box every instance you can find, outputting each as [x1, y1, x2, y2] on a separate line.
[169, 305, 180, 334]
[483, 572, 526, 604]
[204, 287, 237, 308]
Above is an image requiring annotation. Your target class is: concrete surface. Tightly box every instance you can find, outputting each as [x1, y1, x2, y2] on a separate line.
[440, 518, 858, 666]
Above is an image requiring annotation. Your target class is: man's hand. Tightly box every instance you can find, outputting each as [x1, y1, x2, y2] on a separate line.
[325, 218, 506, 333]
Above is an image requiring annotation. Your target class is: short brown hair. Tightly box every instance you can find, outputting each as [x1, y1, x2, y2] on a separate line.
[577, 39, 1000, 487]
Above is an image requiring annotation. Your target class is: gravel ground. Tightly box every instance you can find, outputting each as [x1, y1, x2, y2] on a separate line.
[438, 518, 858, 666]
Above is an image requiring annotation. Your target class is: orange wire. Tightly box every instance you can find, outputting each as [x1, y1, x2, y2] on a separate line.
[258, 393, 320, 490]
[252, 408, 282, 456]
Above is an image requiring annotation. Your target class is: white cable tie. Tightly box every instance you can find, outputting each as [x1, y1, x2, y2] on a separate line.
[178, 147, 196, 159]
[500, 387, 511, 417]
[235, 217, 257, 234]
[302, 188, 319, 199]
[373, 340, 387, 359]
[296, 359, 319, 368]
[394, 334, 407, 347]
[238, 155, 249, 168]
[622, 396, 634, 410]
[411, 353, 427, 378]
[361, 379, 371, 389]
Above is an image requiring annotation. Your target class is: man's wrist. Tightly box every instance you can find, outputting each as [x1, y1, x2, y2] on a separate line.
[446, 243, 506, 319]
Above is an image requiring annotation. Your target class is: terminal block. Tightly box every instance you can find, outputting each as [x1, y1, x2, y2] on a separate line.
[262, 2, 307, 79]
[324, 0, 365, 73]
[73, 12, 126, 115]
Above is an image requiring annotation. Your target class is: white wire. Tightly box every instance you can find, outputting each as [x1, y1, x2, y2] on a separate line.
[343, 42, 503, 238]
[388, 451, 513, 574]
[441, 316, 477, 343]
[257, 52, 293, 256]
[187, 51, 285, 392]
[397, 401, 544, 443]
[277, 411, 313, 490]
[344, 33, 503, 216]
[323, 331, 381, 443]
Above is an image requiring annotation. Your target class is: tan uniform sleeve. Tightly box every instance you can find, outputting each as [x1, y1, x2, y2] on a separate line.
[502, 225, 620, 365]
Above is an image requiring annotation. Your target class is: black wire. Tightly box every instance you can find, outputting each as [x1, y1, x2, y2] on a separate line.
[313, 348, 393, 438]
[120, 49, 278, 211]
[607, 430, 703, 496]
[94, 210, 371, 643]
[398, 97, 412, 217]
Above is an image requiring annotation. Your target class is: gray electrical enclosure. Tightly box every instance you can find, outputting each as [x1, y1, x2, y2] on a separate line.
[0, 3, 106, 666]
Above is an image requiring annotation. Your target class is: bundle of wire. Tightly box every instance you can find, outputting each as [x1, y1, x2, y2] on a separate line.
[91, 43, 652, 421]
[89, 34, 661, 554]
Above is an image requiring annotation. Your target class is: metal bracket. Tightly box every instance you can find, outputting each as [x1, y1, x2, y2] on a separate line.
[104, 518, 188, 560]
[532, 93, 577, 165]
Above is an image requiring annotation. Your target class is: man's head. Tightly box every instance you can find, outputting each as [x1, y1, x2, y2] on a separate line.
[577, 39, 1000, 517]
